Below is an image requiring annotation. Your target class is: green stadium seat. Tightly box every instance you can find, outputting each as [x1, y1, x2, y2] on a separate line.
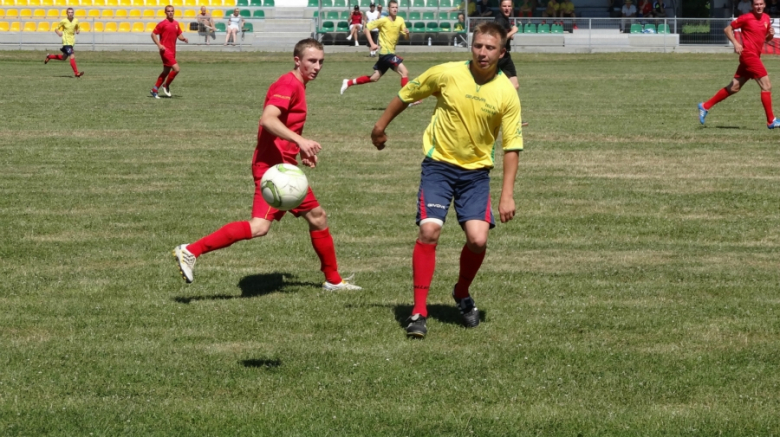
[449, 11, 459, 19]
[361, 0, 371, 6]
[422, 11, 434, 20]
[243, 22, 253, 31]
[657, 23, 669, 34]
[425, 0, 437, 7]
[263, 0, 274, 5]
[426, 21, 438, 31]
[397, 10, 407, 18]
[336, 20, 348, 31]
[250, 0, 260, 5]
[439, 0, 450, 7]
[452, 0, 461, 6]
[313, 10, 319, 16]
[237, 0, 247, 5]
[644, 23, 656, 33]
[412, 0, 423, 7]
[320, 20, 334, 31]
[413, 21, 425, 30]
[215, 22, 226, 31]
[252, 9, 264, 17]
[439, 21, 450, 31]
[308, 0, 318, 6]
[551, 24, 563, 33]
[408, 11, 420, 20]
[399, 0, 409, 6]
[437, 11, 448, 20]
[630, 23, 642, 33]
[524, 23, 536, 33]
[339, 10, 349, 19]
[537, 23, 549, 33]
[239, 9, 250, 17]
[334, 0, 345, 6]
[321, 0, 332, 6]
[326, 11, 338, 19]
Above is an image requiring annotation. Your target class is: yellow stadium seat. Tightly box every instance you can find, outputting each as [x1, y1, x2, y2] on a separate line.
[53, 0, 67, 5]
[142, 9, 153, 17]
[170, 0, 182, 5]
[209, 0, 223, 5]
[211, 8, 223, 17]
[0, 22, 8, 31]
[105, 0, 116, 4]
[183, 9, 194, 17]
[28, 0, 41, 5]
[20, 8, 32, 16]
[144, 0, 157, 5]
[23, 21, 35, 30]
[184, 0, 195, 5]
[79, 20, 90, 30]
[0, 0, 12, 6]
[93, 0, 106, 5]
[11, 21, 21, 31]
[74, 9, 85, 17]
[6, 8, 19, 17]
[173, 9, 180, 17]
[132, 0, 143, 5]
[0, 10, 4, 16]
[42, 0, 53, 5]
[131, 21, 143, 31]
[129, 8, 140, 17]
[104, 21, 116, 30]
[117, 9, 129, 17]
[87, 9, 99, 16]
[100, 9, 113, 17]
[36, 21, 50, 31]
[93, 20, 103, 30]
[119, 0, 131, 5]
[16, 0, 28, 5]
[144, 21, 154, 31]
[118, 21, 129, 30]
[78, 0, 93, 4]
[46, 8, 58, 16]
[156, 9, 164, 17]
[33, 9, 45, 16]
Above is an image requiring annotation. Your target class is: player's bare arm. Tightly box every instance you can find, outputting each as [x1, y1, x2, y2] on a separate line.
[260, 105, 322, 167]
[371, 96, 408, 150]
[724, 25, 743, 54]
[767, 26, 775, 42]
[499, 150, 519, 223]
[178, 34, 189, 44]
[152, 33, 165, 51]
[364, 27, 378, 51]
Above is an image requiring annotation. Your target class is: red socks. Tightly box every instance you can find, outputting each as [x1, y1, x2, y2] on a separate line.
[186, 221, 252, 257]
[412, 240, 437, 317]
[154, 73, 165, 89]
[47, 54, 64, 61]
[401, 77, 409, 88]
[351, 76, 371, 86]
[453, 245, 486, 300]
[761, 90, 775, 123]
[164, 70, 178, 87]
[703, 87, 731, 110]
[310, 228, 342, 285]
[69, 58, 79, 74]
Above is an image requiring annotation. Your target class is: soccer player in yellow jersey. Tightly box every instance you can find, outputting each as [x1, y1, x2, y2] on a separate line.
[44, 8, 84, 78]
[340, 0, 410, 95]
[371, 21, 523, 339]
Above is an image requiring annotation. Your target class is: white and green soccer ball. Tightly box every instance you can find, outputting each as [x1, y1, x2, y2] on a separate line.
[260, 164, 309, 211]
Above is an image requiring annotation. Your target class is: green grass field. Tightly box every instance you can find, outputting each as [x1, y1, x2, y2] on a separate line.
[2, 49, 780, 436]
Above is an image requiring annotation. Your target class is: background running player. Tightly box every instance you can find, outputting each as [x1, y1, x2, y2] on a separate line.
[371, 22, 523, 339]
[698, 0, 780, 129]
[173, 39, 361, 292]
[44, 8, 84, 78]
[340, 0, 410, 95]
[150, 5, 188, 99]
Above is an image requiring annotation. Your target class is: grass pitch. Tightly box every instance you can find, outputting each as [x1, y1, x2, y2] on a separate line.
[2, 49, 780, 436]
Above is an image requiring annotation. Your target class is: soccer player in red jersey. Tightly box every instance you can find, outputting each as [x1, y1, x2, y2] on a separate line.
[698, 0, 780, 129]
[172, 39, 362, 292]
[150, 5, 188, 99]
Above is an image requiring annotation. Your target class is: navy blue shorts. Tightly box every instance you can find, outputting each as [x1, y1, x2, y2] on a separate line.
[416, 158, 495, 229]
[60, 45, 74, 57]
[373, 54, 403, 75]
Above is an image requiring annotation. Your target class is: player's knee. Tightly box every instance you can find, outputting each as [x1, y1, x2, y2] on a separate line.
[465, 235, 488, 252]
[249, 219, 270, 237]
[306, 207, 328, 228]
[418, 220, 442, 244]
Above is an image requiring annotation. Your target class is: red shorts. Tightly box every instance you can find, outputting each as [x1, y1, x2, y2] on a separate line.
[160, 49, 177, 67]
[252, 164, 319, 221]
[735, 57, 767, 80]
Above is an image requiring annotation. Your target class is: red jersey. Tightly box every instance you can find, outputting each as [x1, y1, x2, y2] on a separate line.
[732, 12, 770, 59]
[153, 19, 182, 57]
[351, 11, 362, 25]
[253, 72, 307, 169]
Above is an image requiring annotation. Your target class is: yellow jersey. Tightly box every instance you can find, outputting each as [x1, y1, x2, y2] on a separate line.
[366, 16, 406, 55]
[398, 61, 523, 170]
[57, 18, 80, 46]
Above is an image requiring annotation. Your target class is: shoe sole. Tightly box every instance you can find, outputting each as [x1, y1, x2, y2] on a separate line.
[406, 330, 426, 339]
[172, 249, 193, 283]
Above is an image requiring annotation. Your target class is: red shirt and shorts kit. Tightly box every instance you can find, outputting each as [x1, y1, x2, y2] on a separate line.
[154, 19, 181, 67]
[252, 72, 319, 221]
[732, 12, 770, 79]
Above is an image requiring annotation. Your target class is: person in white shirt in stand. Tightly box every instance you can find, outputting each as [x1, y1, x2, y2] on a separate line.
[365, 2, 381, 56]
[737, 0, 753, 14]
[621, 0, 637, 32]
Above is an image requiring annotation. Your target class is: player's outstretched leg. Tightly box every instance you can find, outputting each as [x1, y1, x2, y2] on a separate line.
[173, 244, 196, 283]
[340, 76, 371, 94]
[172, 221, 253, 283]
[310, 227, 362, 291]
[697, 103, 708, 125]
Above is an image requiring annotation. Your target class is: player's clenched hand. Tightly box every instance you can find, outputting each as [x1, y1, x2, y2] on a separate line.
[371, 127, 387, 150]
[301, 153, 318, 168]
[158, 46, 166, 52]
[734, 42, 743, 54]
[370, 43, 379, 51]
[498, 196, 516, 223]
[297, 139, 322, 158]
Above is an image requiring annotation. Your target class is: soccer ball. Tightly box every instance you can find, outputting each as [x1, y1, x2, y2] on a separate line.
[260, 164, 309, 211]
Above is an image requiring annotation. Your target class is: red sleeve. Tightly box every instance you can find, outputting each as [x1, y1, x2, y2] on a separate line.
[265, 80, 296, 112]
[731, 15, 745, 30]
[176, 21, 182, 36]
[153, 22, 162, 35]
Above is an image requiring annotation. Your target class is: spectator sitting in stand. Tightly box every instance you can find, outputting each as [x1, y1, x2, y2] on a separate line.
[452, 0, 477, 17]
[560, 0, 575, 18]
[651, 0, 666, 17]
[737, 0, 752, 14]
[346, 5, 364, 47]
[197, 6, 216, 45]
[453, 11, 467, 46]
[378, 4, 388, 16]
[621, 0, 637, 32]
[365, 2, 380, 56]
[543, 0, 560, 19]
[638, 0, 652, 17]
[224, 8, 243, 46]
[517, 0, 534, 17]
[477, 0, 494, 17]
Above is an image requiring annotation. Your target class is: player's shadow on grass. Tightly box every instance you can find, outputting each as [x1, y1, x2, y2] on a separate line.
[241, 358, 281, 369]
[713, 125, 743, 129]
[173, 272, 319, 304]
[392, 304, 486, 327]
